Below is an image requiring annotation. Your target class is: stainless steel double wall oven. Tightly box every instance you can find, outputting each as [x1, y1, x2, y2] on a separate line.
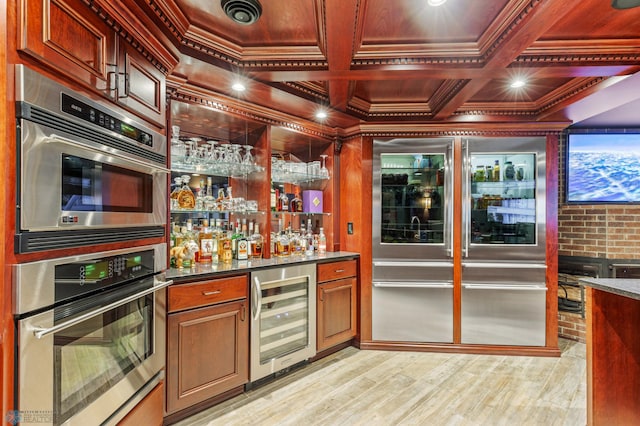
[13, 65, 171, 425]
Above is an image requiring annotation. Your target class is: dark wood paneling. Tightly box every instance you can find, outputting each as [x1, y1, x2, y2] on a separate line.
[586, 288, 640, 425]
[545, 134, 559, 350]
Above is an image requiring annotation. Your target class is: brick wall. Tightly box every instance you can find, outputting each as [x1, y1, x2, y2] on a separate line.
[558, 312, 586, 343]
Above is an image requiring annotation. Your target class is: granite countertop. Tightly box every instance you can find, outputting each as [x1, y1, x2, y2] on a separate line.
[165, 251, 359, 281]
[578, 278, 640, 301]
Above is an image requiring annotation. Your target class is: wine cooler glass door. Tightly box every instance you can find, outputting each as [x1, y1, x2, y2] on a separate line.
[250, 264, 316, 382]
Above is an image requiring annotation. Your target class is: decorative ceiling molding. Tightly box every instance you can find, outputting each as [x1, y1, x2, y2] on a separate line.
[170, 84, 337, 141]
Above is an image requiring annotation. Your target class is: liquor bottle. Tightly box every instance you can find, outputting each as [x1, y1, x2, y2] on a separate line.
[198, 219, 214, 264]
[236, 219, 249, 260]
[278, 186, 289, 212]
[170, 176, 182, 209]
[177, 175, 196, 209]
[318, 227, 327, 255]
[249, 223, 264, 259]
[305, 219, 315, 256]
[290, 188, 303, 212]
[218, 223, 233, 264]
[231, 218, 242, 257]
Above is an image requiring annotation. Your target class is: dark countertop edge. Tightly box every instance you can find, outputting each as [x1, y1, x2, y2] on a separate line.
[165, 251, 360, 282]
[579, 278, 640, 301]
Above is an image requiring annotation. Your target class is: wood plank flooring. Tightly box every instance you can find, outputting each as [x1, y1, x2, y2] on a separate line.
[176, 339, 586, 426]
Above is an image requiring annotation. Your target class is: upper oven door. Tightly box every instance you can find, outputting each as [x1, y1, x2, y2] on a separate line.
[18, 119, 168, 232]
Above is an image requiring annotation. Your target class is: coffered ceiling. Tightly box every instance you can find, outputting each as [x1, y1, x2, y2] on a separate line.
[140, 0, 640, 129]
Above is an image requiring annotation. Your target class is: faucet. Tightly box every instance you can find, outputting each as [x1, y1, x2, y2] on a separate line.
[411, 216, 421, 240]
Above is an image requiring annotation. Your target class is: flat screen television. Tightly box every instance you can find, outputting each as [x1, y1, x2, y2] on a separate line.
[566, 131, 640, 203]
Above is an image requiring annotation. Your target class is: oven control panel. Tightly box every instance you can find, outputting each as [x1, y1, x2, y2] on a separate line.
[54, 249, 155, 302]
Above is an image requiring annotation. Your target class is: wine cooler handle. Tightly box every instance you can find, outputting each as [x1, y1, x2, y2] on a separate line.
[252, 276, 262, 321]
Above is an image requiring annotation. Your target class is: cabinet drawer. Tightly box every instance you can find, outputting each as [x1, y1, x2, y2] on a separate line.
[318, 259, 357, 283]
[168, 275, 247, 313]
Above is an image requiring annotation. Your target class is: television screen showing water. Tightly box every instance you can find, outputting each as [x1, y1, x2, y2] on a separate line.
[567, 133, 640, 203]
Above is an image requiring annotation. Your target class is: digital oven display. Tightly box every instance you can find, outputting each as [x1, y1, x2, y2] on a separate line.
[61, 93, 153, 147]
[54, 250, 155, 303]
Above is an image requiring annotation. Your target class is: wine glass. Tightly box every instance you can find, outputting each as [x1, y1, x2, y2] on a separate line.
[320, 154, 329, 178]
[243, 145, 255, 169]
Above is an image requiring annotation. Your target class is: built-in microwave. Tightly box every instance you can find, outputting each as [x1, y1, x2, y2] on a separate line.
[15, 65, 168, 253]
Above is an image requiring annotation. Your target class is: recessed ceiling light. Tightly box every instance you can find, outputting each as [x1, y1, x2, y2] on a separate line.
[315, 110, 328, 120]
[231, 82, 246, 92]
[427, 0, 447, 6]
[510, 79, 526, 89]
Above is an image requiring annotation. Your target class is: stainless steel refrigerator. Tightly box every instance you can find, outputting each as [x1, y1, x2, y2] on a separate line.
[372, 137, 547, 346]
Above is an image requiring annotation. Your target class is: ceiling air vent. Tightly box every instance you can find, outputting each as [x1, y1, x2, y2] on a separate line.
[221, 0, 262, 25]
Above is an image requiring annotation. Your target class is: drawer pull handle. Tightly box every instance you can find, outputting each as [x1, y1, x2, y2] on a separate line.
[203, 290, 222, 296]
[335, 269, 345, 273]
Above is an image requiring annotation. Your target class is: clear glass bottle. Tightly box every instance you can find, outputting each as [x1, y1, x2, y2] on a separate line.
[218, 223, 233, 264]
[177, 175, 196, 209]
[305, 219, 315, 256]
[170, 176, 182, 210]
[270, 181, 277, 212]
[250, 223, 264, 259]
[318, 227, 327, 255]
[197, 219, 214, 264]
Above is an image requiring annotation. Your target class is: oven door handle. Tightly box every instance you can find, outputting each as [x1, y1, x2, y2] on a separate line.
[32, 278, 173, 339]
[43, 134, 170, 174]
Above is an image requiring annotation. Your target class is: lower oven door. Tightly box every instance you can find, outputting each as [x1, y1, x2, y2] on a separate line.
[17, 275, 171, 425]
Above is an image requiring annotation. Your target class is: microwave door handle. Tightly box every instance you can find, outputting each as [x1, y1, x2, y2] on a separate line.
[252, 276, 262, 321]
[31, 278, 173, 339]
[42, 134, 170, 174]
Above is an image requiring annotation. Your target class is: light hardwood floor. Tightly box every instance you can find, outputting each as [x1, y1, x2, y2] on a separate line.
[176, 339, 586, 426]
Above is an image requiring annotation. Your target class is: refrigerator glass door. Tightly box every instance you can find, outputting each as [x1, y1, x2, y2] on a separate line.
[373, 138, 453, 260]
[464, 137, 546, 262]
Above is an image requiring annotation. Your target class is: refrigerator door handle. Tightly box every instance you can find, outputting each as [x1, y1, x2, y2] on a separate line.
[374, 281, 454, 289]
[463, 283, 547, 291]
[373, 261, 454, 268]
[462, 140, 470, 258]
[462, 262, 547, 269]
[446, 143, 454, 258]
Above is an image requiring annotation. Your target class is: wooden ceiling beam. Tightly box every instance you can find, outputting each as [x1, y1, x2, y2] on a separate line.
[324, 0, 359, 111]
[433, 0, 579, 118]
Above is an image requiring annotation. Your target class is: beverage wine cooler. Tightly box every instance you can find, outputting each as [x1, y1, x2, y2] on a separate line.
[250, 264, 316, 382]
[372, 137, 547, 346]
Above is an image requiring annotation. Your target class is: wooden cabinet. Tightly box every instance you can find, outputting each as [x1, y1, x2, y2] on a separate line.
[118, 382, 164, 426]
[19, 0, 166, 127]
[19, 0, 117, 96]
[317, 259, 358, 352]
[166, 275, 249, 415]
[116, 42, 166, 128]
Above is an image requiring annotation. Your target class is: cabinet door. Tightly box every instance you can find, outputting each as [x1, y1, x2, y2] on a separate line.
[117, 42, 166, 128]
[19, 0, 117, 96]
[166, 300, 248, 414]
[317, 277, 357, 352]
